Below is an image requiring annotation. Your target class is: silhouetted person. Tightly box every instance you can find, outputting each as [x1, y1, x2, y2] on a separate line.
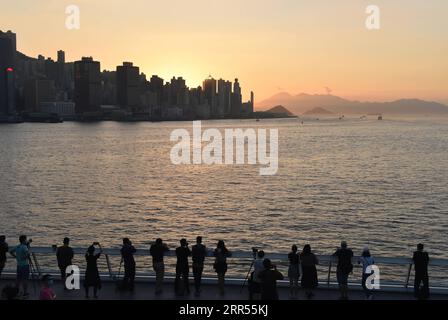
[300, 244, 318, 299]
[56, 237, 74, 289]
[213, 240, 232, 295]
[413, 243, 429, 300]
[175, 239, 191, 296]
[191, 236, 206, 297]
[333, 241, 354, 300]
[0, 235, 8, 280]
[257, 258, 284, 300]
[150, 238, 169, 294]
[39, 274, 56, 300]
[358, 246, 375, 299]
[288, 244, 300, 298]
[84, 243, 102, 299]
[9, 235, 30, 298]
[251, 250, 265, 300]
[121, 238, 137, 291]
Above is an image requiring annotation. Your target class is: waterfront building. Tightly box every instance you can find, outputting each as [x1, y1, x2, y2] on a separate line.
[116, 62, 140, 111]
[0, 34, 16, 116]
[74, 57, 101, 114]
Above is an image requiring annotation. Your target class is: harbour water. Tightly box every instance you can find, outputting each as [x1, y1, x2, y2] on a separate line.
[1, 117, 448, 262]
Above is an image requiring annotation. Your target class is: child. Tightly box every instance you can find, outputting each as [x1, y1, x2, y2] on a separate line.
[39, 274, 56, 300]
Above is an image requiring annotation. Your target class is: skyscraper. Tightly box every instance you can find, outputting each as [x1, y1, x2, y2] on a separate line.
[231, 78, 242, 116]
[116, 62, 140, 110]
[217, 79, 232, 116]
[203, 77, 217, 116]
[56, 50, 66, 89]
[149, 75, 164, 107]
[24, 79, 56, 112]
[0, 34, 16, 116]
[74, 57, 101, 114]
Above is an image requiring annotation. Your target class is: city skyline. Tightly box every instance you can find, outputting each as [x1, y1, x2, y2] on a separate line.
[2, 0, 448, 104]
[0, 29, 255, 122]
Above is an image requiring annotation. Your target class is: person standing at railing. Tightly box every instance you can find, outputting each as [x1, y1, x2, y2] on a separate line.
[0, 235, 8, 280]
[213, 240, 232, 296]
[56, 237, 74, 290]
[84, 242, 102, 299]
[288, 245, 300, 298]
[333, 241, 354, 300]
[9, 235, 31, 298]
[175, 238, 191, 296]
[150, 238, 169, 295]
[258, 258, 284, 300]
[413, 243, 430, 300]
[121, 238, 137, 292]
[251, 250, 265, 300]
[300, 244, 318, 299]
[358, 246, 375, 300]
[191, 236, 206, 297]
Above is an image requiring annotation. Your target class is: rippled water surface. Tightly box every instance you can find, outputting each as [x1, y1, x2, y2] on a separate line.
[1, 117, 448, 260]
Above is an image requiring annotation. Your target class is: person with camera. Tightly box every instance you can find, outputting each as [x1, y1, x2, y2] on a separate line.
[257, 258, 284, 300]
[120, 238, 137, 292]
[191, 236, 206, 297]
[175, 238, 191, 296]
[56, 237, 74, 290]
[0, 235, 8, 280]
[213, 240, 232, 296]
[9, 235, 31, 298]
[150, 238, 169, 295]
[84, 242, 103, 299]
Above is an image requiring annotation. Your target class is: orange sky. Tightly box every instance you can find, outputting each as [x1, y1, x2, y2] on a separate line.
[2, 0, 448, 103]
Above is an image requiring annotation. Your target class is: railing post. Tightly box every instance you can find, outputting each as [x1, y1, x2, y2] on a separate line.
[327, 261, 332, 287]
[405, 263, 413, 288]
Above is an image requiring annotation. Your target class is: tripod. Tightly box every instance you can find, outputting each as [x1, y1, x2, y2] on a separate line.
[27, 245, 41, 296]
[240, 253, 257, 293]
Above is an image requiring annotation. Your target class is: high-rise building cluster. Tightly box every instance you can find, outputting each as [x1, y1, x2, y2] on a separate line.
[0, 31, 254, 122]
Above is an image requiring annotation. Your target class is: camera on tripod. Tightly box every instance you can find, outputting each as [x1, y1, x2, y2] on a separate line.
[251, 247, 258, 258]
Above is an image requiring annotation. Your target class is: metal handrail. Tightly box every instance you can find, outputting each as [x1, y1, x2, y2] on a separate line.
[25, 246, 448, 266]
[2, 246, 447, 292]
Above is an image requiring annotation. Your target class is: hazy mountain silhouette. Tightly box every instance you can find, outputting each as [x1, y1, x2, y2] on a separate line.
[303, 107, 333, 115]
[266, 105, 295, 116]
[257, 93, 448, 115]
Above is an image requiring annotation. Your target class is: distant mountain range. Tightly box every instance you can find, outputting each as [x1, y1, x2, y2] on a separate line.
[303, 107, 333, 116]
[256, 93, 448, 115]
[265, 105, 295, 116]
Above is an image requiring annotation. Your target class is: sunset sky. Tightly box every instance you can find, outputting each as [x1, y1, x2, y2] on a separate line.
[2, 0, 448, 104]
